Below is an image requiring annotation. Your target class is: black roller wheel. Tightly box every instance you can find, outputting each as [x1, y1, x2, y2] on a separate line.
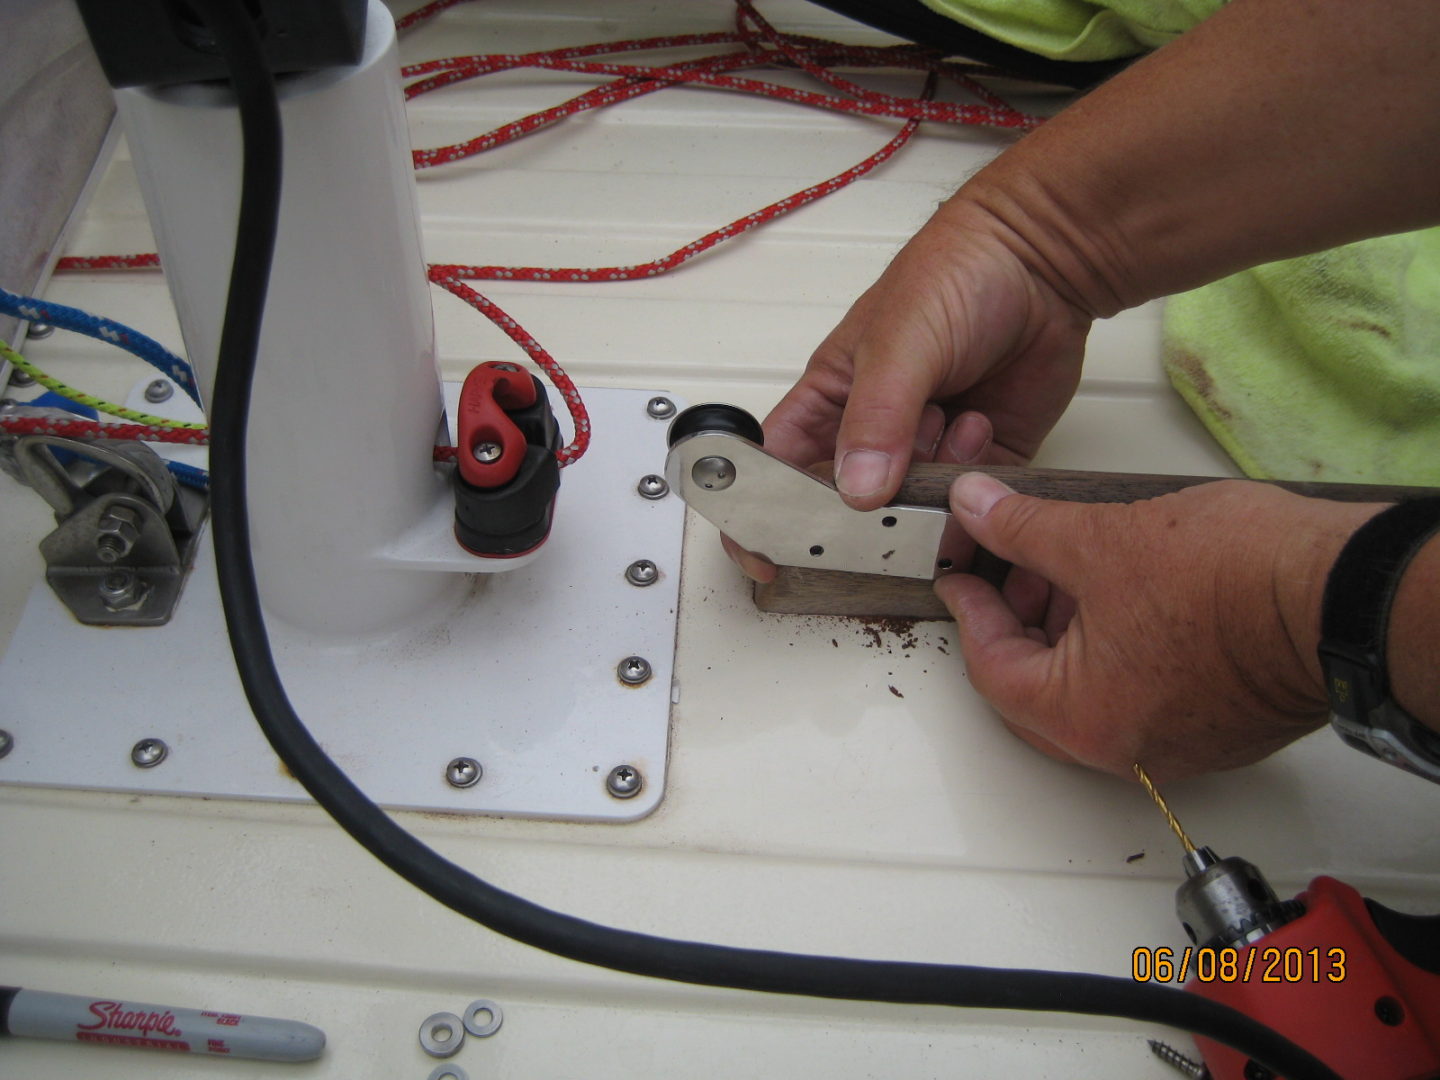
[666, 403, 764, 449]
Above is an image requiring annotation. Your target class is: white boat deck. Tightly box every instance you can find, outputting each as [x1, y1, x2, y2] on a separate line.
[3, 2, 1437, 1077]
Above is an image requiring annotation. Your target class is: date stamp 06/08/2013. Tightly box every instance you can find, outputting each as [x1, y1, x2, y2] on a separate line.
[1130, 945, 1348, 985]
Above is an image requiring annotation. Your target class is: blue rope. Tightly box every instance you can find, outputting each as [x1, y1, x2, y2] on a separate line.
[0, 285, 202, 407]
[166, 459, 211, 490]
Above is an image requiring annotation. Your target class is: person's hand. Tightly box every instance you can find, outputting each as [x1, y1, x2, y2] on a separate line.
[726, 198, 1095, 582]
[935, 473, 1385, 781]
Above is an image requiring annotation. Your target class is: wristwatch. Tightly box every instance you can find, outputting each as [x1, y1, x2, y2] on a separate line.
[1318, 496, 1440, 784]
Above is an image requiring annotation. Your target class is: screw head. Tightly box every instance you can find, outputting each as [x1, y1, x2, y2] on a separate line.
[606, 764, 643, 799]
[646, 396, 676, 419]
[143, 379, 175, 403]
[490, 363, 520, 372]
[636, 474, 669, 500]
[0, 729, 12, 759]
[691, 456, 735, 491]
[617, 656, 652, 686]
[26, 322, 54, 341]
[9, 367, 35, 387]
[131, 738, 168, 768]
[446, 757, 482, 788]
[624, 559, 658, 586]
[472, 442, 503, 464]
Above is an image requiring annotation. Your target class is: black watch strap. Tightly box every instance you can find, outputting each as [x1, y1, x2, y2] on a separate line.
[1318, 496, 1440, 783]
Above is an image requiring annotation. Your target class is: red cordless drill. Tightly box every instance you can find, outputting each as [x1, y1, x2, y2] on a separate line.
[1134, 765, 1440, 1080]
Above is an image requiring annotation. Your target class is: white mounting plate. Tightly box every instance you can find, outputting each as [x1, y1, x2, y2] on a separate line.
[0, 385, 685, 822]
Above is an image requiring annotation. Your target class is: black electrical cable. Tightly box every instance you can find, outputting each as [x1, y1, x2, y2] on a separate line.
[194, 2, 1344, 1077]
[807, 0, 1129, 90]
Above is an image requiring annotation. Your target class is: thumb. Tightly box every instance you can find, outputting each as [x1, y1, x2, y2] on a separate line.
[935, 563, 1059, 754]
[945, 472, 1092, 591]
[832, 349, 939, 510]
[933, 472, 1092, 729]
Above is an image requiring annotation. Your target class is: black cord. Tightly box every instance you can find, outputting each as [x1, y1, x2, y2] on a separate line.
[806, 0, 1129, 90]
[193, 3, 1342, 1077]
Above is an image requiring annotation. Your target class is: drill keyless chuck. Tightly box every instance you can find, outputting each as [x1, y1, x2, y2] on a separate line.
[1175, 846, 1305, 952]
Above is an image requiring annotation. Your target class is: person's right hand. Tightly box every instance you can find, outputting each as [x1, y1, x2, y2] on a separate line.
[727, 198, 1098, 581]
[936, 473, 1383, 781]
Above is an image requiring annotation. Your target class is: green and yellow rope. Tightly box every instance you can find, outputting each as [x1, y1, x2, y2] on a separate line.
[1, 339, 204, 430]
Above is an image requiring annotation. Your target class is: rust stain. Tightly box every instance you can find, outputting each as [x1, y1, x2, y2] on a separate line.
[1169, 350, 1231, 422]
[1344, 318, 1392, 340]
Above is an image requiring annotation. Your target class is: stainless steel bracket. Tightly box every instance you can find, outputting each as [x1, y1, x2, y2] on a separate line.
[6, 434, 206, 626]
[666, 428, 962, 580]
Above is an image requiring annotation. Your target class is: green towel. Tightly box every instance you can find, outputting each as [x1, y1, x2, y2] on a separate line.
[1163, 230, 1440, 486]
[918, 0, 1221, 62]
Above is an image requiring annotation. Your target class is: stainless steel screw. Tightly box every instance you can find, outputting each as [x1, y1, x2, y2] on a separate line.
[8, 368, 35, 387]
[0, 729, 12, 759]
[143, 378, 174, 403]
[691, 456, 735, 491]
[473, 442, 503, 464]
[606, 764, 642, 799]
[491, 363, 520, 372]
[131, 738, 168, 768]
[98, 568, 145, 610]
[617, 656, 652, 686]
[636, 474, 669, 500]
[26, 322, 54, 341]
[646, 396, 676, 419]
[445, 757, 482, 788]
[1147, 1040, 1207, 1079]
[624, 559, 658, 586]
[95, 505, 142, 564]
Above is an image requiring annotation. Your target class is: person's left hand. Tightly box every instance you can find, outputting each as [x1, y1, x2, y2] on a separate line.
[935, 473, 1385, 781]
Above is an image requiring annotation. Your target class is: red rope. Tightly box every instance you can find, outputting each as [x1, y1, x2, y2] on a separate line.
[55, 253, 161, 272]
[427, 87, 930, 286]
[0, 414, 476, 465]
[425, 277, 590, 465]
[0, 415, 209, 446]
[42, 1, 1040, 470]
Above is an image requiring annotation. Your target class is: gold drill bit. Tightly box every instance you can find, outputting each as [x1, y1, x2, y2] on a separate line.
[1133, 763, 1196, 855]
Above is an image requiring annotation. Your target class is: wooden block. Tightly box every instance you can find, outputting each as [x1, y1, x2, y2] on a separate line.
[754, 464, 1440, 618]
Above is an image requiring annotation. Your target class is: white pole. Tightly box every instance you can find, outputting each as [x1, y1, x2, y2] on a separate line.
[116, 1, 452, 635]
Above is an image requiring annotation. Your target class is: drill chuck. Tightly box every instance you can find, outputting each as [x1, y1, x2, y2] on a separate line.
[1175, 846, 1304, 952]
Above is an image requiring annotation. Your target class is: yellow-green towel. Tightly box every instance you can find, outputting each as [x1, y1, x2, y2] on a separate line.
[1163, 230, 1440, 486]
[918, 0, 1222, 62]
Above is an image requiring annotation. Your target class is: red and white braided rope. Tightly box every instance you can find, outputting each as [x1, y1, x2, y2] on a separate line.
[36, 1, 1040, 471]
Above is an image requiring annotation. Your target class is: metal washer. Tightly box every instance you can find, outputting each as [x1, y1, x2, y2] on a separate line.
[419, 1011, 465, 1058]
[427, 1066, 469, 1080]
[462, 998, 503, 1038]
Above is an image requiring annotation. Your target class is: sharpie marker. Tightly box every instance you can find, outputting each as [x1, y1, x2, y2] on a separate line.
[0, 986, 325, 1062]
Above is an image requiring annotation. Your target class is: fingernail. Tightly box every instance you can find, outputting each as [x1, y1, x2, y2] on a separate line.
[951, 472, 1014, 518]
[836, 450, 891, 498]
[914, 427, 942, 456]
[914, 407, 944, 455]
[947, 415, 991, 464]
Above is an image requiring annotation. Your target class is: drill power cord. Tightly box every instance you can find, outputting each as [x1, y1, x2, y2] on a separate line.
[187, 2, 1345, 1077]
